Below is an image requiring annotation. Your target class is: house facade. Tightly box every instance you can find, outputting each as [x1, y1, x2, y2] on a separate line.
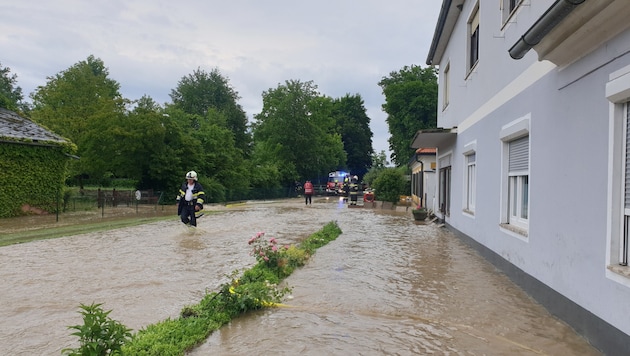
[416, 1, 630, 353]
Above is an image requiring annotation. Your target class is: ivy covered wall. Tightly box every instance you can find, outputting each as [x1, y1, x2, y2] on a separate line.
[0, 143, 70, 217]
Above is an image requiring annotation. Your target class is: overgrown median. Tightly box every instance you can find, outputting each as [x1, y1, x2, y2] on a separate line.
[62, 221, 343, 356]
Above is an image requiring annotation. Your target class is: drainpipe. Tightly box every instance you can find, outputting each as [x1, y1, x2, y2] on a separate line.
[508, 0, 586, 60]
[414, 154, 424, 208]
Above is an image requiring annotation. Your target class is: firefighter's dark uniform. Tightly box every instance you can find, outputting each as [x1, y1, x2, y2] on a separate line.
[177, 181, 205, 227]
[349, 177, 359, 205]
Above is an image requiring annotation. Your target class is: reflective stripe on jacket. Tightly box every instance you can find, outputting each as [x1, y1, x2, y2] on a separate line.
[178, 181, 206, 207]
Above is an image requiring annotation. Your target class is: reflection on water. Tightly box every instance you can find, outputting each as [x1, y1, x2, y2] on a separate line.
[0, 199, 600, 355]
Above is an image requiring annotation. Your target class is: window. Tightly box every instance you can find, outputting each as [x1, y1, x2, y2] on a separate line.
[439, 154, 452, 217]
[465, 152, 476, 213]
[443, 62, 450, 110]
[507, 136, 529, 229]
[500, 115, 530, 234]
[502, 0, 522, 24]
[622, 103, 630, 265]
[468, 5, 480, 71]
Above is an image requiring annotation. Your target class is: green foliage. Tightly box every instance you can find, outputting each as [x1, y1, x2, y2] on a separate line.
[371, 167, 407, 204]
[0, 62, 26, 112]
[332, 94, 374, 176]
[29, 55, 127, 183]
[378, 65, 438, 166]
[169, 67, 251, 154]
[118, 221, 342, 355]
[0, 143, 72, 217]
[62, 303, 132, 356]
[252, 80, 346, 184]
[362, 150, 389, 188]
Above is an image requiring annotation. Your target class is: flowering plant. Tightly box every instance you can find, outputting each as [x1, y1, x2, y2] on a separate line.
[248, 232, 289, 268]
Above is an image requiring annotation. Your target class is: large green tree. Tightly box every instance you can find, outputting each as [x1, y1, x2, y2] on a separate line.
[252, 80, 345, 184]
[169, 67, 251, 154]
[378, 65, 437, 166]
[0, 62, 26, 112]
[30, 55, 127, 182]
[332, 94, 373, 177]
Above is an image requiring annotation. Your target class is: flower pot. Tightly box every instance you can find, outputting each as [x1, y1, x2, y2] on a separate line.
[412, 209, 428, 221]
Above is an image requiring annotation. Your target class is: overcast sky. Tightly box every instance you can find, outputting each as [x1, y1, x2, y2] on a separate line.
[0, 1, 442, 158]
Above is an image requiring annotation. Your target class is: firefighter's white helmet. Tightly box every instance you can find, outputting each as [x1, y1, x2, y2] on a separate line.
[186, 171, 198, 181]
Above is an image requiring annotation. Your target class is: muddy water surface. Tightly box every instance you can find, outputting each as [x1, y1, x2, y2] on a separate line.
[0, 198, 600, 355]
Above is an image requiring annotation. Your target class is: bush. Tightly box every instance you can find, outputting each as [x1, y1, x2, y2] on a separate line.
[371, 168, 407, 204]
[62, 303, 132, 356]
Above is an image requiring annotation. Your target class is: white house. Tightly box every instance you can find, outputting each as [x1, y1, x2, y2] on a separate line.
[415, 1, 630, 354]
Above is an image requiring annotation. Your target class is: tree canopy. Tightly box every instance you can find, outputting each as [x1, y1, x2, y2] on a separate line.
[378, 65, 437, 166]
[252, 80, 346, 184]
[169, 67, 250, 154]
[0, 62, 26, 112]
[332, 94, 373, 177]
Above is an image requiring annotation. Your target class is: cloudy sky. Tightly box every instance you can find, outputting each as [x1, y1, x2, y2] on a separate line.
[0, 1, 442, 157]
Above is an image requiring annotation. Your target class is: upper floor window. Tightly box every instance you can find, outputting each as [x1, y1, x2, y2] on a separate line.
[502, 0, 523, 24]
[468, 5, 480, 72]
[443, 62, 450, 110]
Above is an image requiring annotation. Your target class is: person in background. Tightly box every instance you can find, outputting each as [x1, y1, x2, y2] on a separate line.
[349, 175, 360, 205]
[176, 170, 205, 227]
[304, 180, 314, 205]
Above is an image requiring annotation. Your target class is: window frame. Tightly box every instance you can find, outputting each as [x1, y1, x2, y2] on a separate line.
[443, 62, 450, 110]
[605, 64, 630, 284]
[499, 115, 530, 236]
[502, 0, 523, 25]
[468, 4, 480, 73]
[463, 141, 477, 215]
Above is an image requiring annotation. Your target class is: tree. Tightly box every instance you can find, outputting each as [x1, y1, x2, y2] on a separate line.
[30, 55, 127, 182]
[332, 94, 373, 177]
[170, 67, 251, 154]
[362, 150, 389, 187]
[252, 80, 345, 184]
[0, 62, 25, 112]
[378, 65, 437, 166]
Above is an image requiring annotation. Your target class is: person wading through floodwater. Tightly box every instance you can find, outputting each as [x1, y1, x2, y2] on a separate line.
[176, 171, 206, 227]
[304, 180, 314, 205]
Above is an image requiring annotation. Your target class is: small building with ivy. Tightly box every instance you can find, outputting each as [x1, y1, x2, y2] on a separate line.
[0, 107, 76, 217]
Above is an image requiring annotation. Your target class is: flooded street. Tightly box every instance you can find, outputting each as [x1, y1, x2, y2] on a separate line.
[0, 198, 599, 355]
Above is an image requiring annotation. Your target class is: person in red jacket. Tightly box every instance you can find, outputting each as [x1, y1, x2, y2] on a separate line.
[304, 180, 314, 205]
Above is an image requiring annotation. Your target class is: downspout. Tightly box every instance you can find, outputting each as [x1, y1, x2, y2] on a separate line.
[508, 0, 586, 60]
[415, 154, 424, 208]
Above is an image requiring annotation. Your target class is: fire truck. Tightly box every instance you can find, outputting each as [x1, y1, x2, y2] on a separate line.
[326, 171, 348, 196]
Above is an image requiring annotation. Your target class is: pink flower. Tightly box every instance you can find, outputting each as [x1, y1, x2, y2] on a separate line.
[269, 237, 277, 244]
[263, 256, 269, 261]
[271, 245, 278, 252]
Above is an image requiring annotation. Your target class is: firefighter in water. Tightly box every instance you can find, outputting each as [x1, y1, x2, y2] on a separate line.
[176, 171, 205, 227]
[349, 175, 360, 205]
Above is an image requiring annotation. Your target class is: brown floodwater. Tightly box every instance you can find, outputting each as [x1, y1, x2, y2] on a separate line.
[0, 198, 600, 355]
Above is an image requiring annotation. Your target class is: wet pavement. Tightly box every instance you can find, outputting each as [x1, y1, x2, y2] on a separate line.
[0, 198, 600, 355]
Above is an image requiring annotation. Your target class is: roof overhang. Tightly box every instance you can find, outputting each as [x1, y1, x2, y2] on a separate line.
[426, 0, 465, 66]
[410, 128, 457, 149]
[510, 0, 630, 67]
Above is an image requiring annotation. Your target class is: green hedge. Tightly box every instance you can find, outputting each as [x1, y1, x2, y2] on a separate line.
[0, 143, 72, 217]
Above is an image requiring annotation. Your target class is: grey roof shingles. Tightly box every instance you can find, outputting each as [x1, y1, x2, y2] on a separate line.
[0, 107, 67, 144]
